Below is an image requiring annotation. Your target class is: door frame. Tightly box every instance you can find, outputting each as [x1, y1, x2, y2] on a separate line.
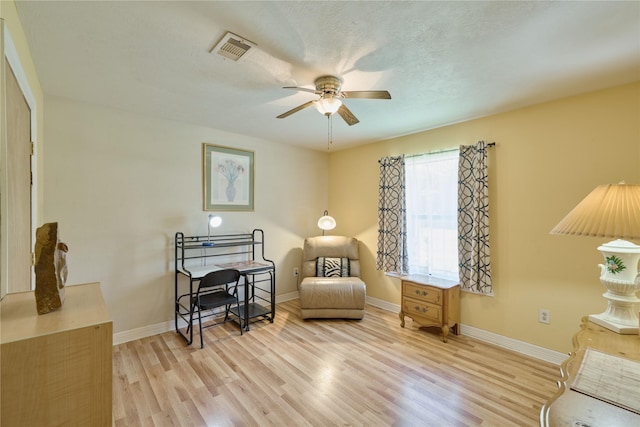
[1, 19, 39, 298]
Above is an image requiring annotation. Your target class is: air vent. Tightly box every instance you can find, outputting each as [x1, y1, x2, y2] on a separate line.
[211, 32, 256, 62]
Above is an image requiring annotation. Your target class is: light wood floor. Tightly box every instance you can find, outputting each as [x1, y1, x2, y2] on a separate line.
[113, 300, 560, 426]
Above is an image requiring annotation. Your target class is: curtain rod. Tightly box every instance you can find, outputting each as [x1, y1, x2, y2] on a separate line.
[405, 142, 495, 158]
[378, 142, 495, 163]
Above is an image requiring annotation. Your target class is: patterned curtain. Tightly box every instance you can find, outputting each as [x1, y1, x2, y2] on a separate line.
[458, 141, 492, 295]
[376, 156, 408, 274]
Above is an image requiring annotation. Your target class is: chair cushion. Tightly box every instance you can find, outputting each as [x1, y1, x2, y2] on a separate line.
[303, 236, 359, 260]
[301, 236, 361, 279]
[316, 257, 350, 277]
[194, 290, 237, 310]
[299, 277, 365, 310]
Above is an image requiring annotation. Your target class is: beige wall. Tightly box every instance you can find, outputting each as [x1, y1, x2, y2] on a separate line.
[329, 82, 640, 353]
[43, 96, 329, 333]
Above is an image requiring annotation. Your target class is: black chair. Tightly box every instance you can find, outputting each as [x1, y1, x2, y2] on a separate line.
[188, 269, 243, 348]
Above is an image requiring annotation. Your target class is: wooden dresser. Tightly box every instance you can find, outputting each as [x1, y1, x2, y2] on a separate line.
[541, 317, 640, 426]
[399, 275, 460, 342]
[1, 283, 112, 426]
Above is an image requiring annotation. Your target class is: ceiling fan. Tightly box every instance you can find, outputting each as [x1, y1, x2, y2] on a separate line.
[276, 75, 391, 126]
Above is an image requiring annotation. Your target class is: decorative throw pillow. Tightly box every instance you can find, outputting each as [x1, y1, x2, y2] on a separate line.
[316, 257, 350, 277]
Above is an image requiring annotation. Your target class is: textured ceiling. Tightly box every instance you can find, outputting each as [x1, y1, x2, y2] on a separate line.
[15, 1, 640, 151]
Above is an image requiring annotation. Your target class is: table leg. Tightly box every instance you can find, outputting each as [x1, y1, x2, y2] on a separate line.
[441, 325, 450, 343]
[243, 274, 250, 331]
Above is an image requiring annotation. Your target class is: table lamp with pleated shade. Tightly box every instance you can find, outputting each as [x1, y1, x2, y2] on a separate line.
[550, 182, 640, 334]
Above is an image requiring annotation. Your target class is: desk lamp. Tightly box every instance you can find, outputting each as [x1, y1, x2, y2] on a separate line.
[203, 214, 222, 246]
[317, 210, 336, 236]
[550, 183, 640, 334]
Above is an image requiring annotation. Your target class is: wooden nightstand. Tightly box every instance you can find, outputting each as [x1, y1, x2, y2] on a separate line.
[399, 275, 460, 342]
[540, 317, 640, 426]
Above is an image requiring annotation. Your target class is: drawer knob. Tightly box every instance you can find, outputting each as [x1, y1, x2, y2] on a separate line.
[415, 290, 428, 296]
[414, 306, 428, 313]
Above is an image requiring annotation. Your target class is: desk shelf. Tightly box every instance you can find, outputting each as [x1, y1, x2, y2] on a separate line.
[231, 303, 271, 322]
[174, 229, 276, 345]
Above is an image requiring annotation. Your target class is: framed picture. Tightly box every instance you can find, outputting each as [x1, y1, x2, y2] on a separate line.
[203, 144, 254, 211]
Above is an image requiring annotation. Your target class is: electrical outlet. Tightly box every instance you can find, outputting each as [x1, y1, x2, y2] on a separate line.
[293, 267, 299, 277]
[539, 308, 550, 324]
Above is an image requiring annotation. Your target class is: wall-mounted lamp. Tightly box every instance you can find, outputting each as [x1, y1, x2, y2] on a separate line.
[203, 214, 222, 246]
[317, 210, 336, 236]
[550, 182, 640, 334]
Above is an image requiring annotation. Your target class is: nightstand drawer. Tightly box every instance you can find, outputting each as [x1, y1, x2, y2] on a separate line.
[403, 282, 442, 304]
[403, 297, 441, 321]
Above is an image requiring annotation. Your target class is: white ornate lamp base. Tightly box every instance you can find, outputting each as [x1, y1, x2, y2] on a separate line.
[589, 239, 640, 335]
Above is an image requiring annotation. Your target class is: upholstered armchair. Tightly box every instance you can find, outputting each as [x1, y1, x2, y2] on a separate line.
[299, 236, 366, 319]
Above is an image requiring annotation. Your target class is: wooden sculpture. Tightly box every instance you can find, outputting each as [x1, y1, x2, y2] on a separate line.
[34, 222, 69, 314]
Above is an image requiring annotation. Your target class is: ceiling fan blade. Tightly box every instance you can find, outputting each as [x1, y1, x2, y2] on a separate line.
[276, 100, 314, 119]
[283, 86, 320, 94]
[341, 90, 391, 99]
[337, 104, 360, 126]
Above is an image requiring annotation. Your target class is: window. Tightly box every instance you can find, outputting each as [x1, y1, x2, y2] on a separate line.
[404, 150, 459, 280]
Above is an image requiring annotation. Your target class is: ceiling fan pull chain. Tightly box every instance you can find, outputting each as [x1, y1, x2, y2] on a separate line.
[327, 115, 333, 150]
[327, 115, 330, 150]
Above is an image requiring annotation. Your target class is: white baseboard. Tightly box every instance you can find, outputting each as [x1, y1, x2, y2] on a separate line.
[114, 320, 179, 345]
[366, 295, 565, 365]
[276, 290, 299, 303]
[366, 295, 401, 313]
[115, 309, 235, 345]
[114, 295, 566, 365]
[460, 324, 566, 365]
[114, 292, 301, 345]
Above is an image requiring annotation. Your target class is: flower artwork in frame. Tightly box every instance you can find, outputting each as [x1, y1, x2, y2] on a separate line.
[203, 144, 254, 211]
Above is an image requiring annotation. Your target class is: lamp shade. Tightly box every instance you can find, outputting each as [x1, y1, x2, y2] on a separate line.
[208, 214, 222, 228]
[550, 183, 640, 239]
[313, 97, 342, 116]
[317, 211, 336, 231]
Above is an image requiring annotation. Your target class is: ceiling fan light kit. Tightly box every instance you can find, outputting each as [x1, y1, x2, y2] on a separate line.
[313, 97, 342, 116]
[277, 75, 391, 126]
